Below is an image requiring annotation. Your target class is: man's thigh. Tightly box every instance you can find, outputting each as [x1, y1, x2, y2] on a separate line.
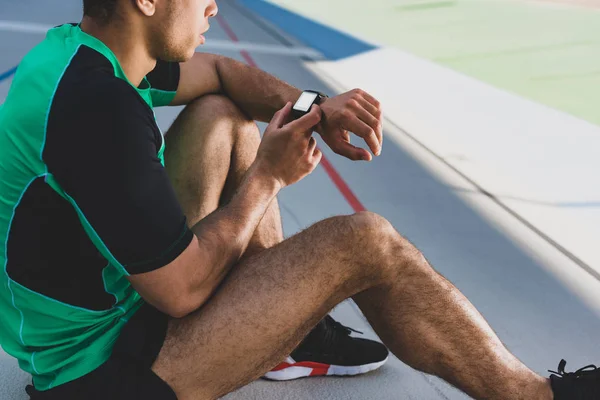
[162, 94, 260, 226]
[150, 214, 378, 400]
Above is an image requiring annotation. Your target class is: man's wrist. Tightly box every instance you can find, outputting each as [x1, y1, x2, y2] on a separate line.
[314, 97, 328, 134]
[247, 162, 283, 195]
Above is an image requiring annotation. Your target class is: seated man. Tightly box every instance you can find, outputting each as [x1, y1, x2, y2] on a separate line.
[0, 0, 596, 399]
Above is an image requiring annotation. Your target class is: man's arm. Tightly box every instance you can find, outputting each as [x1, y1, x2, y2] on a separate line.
[130, 169, 280, 318]
[171, 53, 300, 123]
[128, 104, 323, 318]
[170, 52, 384, 162]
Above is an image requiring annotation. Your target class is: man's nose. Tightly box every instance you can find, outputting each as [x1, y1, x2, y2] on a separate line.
[207, 1, 218, 18]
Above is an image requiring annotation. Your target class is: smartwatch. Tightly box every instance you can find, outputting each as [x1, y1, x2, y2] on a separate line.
[292, 90, 328, 119]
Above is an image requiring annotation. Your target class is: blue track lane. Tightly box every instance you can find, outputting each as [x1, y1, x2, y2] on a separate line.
[0, 66, 18, 83]
[237, 0, 376, 60]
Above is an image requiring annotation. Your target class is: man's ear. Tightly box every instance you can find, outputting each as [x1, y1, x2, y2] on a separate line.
[134, 0, 157, 16]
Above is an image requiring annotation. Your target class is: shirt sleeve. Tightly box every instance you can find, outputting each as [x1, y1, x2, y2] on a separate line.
[44, 76, 193, 275]
[147, 59, 181, 107]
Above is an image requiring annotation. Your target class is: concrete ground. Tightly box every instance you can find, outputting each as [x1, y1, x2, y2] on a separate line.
[2, 1, 600, 399]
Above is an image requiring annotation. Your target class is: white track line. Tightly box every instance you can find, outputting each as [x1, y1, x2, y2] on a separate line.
[199, 41, 321, 57]
[0, 20, 322, 58]
[0, 20, 51, 34]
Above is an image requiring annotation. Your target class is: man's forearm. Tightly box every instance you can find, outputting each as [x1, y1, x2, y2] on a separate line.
[188, 168, 280, 303]
[215, 56, 302, 122]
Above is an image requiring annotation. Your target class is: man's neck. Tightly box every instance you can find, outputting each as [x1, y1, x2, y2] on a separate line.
[80, 16, 156, 87]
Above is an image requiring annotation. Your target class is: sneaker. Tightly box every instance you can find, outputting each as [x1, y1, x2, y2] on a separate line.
[549, 359, 600, 399]
[263, 315, 389, 381]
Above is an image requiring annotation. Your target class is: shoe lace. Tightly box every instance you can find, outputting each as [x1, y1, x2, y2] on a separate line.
[549, 359, 600, 380]
[322, 315, 363, 346]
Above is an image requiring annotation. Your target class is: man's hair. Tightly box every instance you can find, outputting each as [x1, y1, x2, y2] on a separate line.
[83, 0, 119, 22]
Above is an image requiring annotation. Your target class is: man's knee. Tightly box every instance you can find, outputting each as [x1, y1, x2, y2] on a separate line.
[184, 95, 260, 142]
[185, 94, 242, 119]
[346, 212, 397, 249]
[345, 212, 428, 277]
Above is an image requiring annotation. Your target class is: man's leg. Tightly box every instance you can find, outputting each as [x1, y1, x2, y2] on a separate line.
[163, 94, 387, 381]
[151, 211, 551, 400]
[154, 98, 553, 400]
[164, 95, 282, 256]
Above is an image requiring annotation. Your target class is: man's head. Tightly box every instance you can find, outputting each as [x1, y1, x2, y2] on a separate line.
[82, 0, 218, 62]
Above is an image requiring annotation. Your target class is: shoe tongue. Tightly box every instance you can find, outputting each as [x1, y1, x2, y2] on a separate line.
[317, 316, 337, 337]
[323, 315, 340, 330]
[300, 316, 358, 351]
[300, 317, 343, 349]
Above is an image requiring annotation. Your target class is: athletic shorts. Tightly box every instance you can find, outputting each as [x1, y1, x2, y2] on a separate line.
[25, 303, 177, 400]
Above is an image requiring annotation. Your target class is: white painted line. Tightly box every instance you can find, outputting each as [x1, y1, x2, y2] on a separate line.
[0, 20, 322, 58]
[199, 40, 322, 58]
[0, 20, 50, 34]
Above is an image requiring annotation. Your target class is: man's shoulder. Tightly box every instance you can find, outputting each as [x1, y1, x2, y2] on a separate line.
[11, 43, 143, 118]
[47, 71, 156, 140]
[55, 48, 143, 112]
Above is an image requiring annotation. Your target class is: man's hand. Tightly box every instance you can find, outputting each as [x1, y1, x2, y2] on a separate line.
[253, 102, 323, 188]
[318, 89, 383, 161]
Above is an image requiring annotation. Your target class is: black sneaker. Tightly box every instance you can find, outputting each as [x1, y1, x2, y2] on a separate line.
[549, 359, 600, 399]
[263, 315, 389, 380]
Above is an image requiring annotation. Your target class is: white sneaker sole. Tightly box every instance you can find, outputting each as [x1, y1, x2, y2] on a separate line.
[263, 356, 389, 381]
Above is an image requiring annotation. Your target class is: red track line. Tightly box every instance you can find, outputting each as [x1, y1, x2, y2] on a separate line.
[318, 156, 366, 212]
[214, 14, 366, 213]
[215, 14, 240, 41]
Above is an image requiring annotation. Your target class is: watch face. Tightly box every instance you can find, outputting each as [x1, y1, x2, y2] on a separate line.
[294, 92, 319, 113]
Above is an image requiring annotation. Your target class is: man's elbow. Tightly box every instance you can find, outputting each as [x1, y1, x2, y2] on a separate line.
[161, 299, 189, 319]
[165, 288, 212, 319]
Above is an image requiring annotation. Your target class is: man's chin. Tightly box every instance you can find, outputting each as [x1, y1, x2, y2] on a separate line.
[179, 45, 200, 62]
[186, 47, 198, 60]
[159, 50, 194, 63]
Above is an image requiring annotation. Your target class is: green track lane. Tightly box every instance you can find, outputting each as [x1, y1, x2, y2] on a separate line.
[268, 0, 600, 126]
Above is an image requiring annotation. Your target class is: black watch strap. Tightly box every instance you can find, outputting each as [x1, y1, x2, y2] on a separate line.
[310, 90, 328, 104]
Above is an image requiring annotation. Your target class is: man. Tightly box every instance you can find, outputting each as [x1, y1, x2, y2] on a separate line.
[0, 0, 597, 399]
[1, 0, 392, 393]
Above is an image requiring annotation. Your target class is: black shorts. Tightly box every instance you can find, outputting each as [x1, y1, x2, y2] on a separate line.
[25, 303, 177, 400]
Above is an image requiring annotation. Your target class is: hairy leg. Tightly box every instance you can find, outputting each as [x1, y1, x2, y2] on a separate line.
[151, 213, 553, 400]
[152, 213, 383, 400]
[159, 95, 552, 400]
[164, 95, 283, 258]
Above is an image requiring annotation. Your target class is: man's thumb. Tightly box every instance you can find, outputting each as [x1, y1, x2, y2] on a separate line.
[270, 102, 292, 128]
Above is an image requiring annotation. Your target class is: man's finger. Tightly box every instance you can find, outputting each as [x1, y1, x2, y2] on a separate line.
[357, 97, 383, 146]
[307, 136, 317, 155]
[312, 143, 321, 158]
[286, 104, 321, 134]
[345, 116, 379, 156]
[312, 147, 323, 167]
[351, 100, 383, 152]
[357, 96, 379, 120]
[357, 89, 381, 110]
[330, 140, 372, 161]
[270, 102, 292, 128]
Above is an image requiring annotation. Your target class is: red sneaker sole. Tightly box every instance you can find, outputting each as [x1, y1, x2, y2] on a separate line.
[263, 356, 388, 381]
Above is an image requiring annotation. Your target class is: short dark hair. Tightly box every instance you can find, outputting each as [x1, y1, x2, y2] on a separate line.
[83, 0, 119, 21]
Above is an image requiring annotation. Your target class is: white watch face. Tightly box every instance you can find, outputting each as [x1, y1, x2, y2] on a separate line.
[294, 92, 319, 113]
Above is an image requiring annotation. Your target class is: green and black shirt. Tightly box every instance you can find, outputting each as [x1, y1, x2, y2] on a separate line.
[0, 24, 193, 390]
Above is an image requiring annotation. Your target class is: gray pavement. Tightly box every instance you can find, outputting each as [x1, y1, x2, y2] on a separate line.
[1, 1, 600, 399]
